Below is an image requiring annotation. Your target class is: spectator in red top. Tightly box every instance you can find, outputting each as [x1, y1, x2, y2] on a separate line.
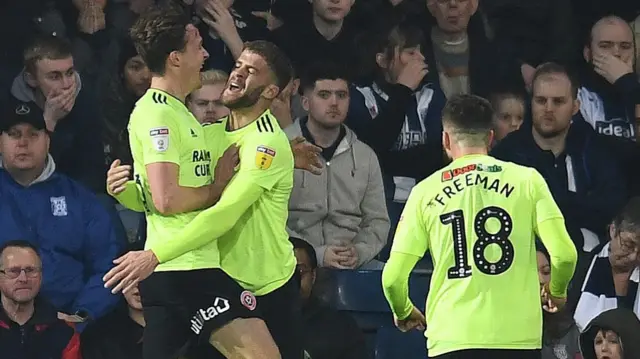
[0, 240, 81, 359]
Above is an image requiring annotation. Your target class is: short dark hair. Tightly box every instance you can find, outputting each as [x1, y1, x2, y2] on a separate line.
[611, 197, 640, 240]
[0, 240, 40, 266]
[129, 4, 190, 75]
[243, 40, 293, 93]
[442, 94, 494, 139]
[488, 85, 526, 112]
[24, 36, 73, 75]
[299, 62, 349, 94]
[290, 237, 317, 269]
[531, 62, 579, 99]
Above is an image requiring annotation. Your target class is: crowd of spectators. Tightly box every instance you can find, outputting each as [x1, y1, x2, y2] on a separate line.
[1, 0, 640, 358]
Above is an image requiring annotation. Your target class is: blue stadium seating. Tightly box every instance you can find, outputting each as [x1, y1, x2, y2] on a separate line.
[374, 326, 427, 359]
[323, 269, 431, 357]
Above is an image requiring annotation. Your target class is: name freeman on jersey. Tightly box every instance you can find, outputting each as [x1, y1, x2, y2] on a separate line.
[430, 171, 515, 207]
[192, 149, 211, 177]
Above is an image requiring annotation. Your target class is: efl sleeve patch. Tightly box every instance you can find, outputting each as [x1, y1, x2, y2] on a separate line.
[150, 127, 170, 152]
[255, 145, 276, 170]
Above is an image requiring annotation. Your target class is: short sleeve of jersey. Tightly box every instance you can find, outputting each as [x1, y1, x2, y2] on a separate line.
[238, 132, 292, 190]
[390, 184, 430, 257]
[529, 169, 564, 225]
[129, 104, 181, 165]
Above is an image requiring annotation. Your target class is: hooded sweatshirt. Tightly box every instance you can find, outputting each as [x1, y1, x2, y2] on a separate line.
[9, 70, 106, 193]
[579, 308, 640, 359]
[284, 118, 390, 267]
[0, 155, 122, 323]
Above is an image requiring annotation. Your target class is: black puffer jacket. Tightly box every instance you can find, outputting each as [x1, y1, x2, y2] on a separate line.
[579, 308, 640, 359]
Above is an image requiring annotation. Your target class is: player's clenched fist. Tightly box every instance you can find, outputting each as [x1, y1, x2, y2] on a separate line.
[107, 159, 132, 196]
[395, 306, 426, 332]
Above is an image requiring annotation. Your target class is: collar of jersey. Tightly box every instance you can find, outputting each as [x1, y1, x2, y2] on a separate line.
[149, 88, 185, 109]
[224, 108, 275, 133]
[452, 153, 489, 164]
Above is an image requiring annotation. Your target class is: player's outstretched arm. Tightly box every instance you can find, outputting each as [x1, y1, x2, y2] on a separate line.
[151, 173, 264, 263]
[531, 171, 578, 300]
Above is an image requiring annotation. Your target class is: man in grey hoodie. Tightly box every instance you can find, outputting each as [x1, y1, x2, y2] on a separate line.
[285, 63, 390, 270]
[6, 35, 104, 193]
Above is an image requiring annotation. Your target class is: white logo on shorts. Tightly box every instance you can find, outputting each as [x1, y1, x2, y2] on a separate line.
[190, 297, 230, 335]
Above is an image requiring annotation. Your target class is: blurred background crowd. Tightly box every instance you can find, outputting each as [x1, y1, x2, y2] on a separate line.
[1, 0, 640, 358]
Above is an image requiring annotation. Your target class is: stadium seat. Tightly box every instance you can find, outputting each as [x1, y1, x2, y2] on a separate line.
[323, 269, 431, 357]
[374, 326, 427, 359]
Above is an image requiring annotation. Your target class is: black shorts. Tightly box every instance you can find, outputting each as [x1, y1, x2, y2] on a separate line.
[139, 268, 260, 359]
[204, 273, 305, 359]
[431, 349, 541, 359]
[258, 273, 304, 359]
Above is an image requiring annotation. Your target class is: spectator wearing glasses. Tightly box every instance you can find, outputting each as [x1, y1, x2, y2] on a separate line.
[291, 237, 367, 359]
[573, 197, 640, 332]
[0, 240, 81, 359]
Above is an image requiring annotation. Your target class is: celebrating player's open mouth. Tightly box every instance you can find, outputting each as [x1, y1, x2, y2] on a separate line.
[226, 79, 244, 94]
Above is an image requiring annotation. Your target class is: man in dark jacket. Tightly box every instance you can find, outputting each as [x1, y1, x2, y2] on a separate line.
[6, 34, 105, 193]
[0, 239, 81, 359]
[578, 15, 639, 140]
[492, 62, 627, 252]
[0, 99, 123, 328]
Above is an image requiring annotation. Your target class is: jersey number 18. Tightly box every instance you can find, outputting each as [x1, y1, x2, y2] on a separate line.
[440, 206, 514, 279]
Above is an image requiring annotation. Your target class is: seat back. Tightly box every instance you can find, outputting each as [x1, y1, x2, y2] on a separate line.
[374, 326, 427, 359]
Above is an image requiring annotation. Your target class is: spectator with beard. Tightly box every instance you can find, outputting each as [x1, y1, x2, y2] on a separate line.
[286, 63, 389, 269]
[578, 16, 639, 140]
[492, 62, 626, 253]
[186, 69, 230, 124]
[573, 198, 640, 332]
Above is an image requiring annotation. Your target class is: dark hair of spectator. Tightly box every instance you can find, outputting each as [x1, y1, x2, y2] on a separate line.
[488, 85, 526, 112]
[23, 36, 73, 75]
[0, 240, 40, 266]
[129, 4, 190, 75]
[299, 62, 349, 94]
[289, 237, 317, 270]
[243, 40, 293, 94]
[442, 94, 494, 136]
[535, 240, 550, 261]
[611, 197, 640, 241]
[531, 62, 579, 99]
[361, 18, 424, 83]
